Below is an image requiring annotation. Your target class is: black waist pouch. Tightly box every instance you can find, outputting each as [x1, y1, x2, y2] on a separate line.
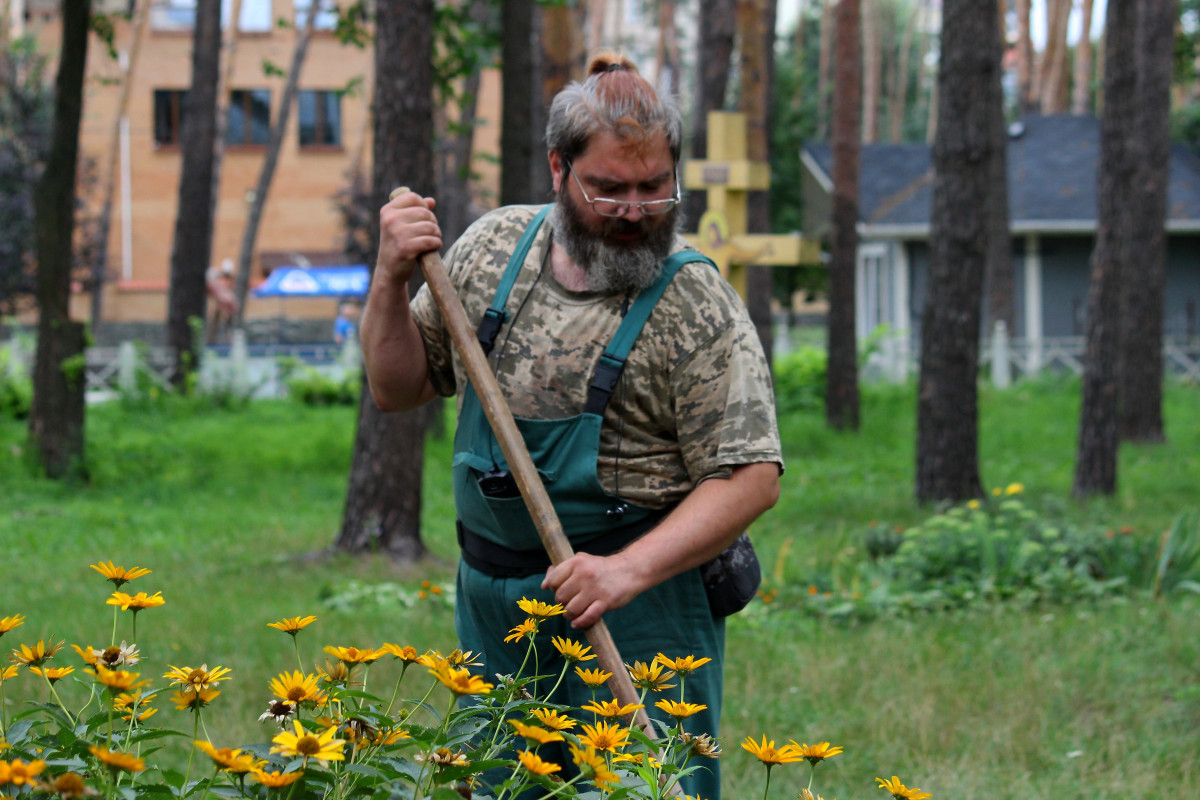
[699, 532, 761, 617]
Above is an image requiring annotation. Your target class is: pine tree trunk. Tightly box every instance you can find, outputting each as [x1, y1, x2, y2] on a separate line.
[686, 0, 736, 227]
[166, 0, 221, 388]
[1071, 0, 1096, 114]
[1016, 0, 1035, 112]
[1038, 0, 1071, 114]
[501, 0, 538, 205]
[1118, 0, 1177, 444]
[888, 1, 917, 142]
[816, 0, 835, 140]
[826, 0, 862, 431]
[861, 0, 881, 143]
[335, 0, 434, 559]
[29, 0, 90, 479]
[915, 0, 1003, 503]
[537, 1, 586, 199]
[1074, 0, 1139, 498]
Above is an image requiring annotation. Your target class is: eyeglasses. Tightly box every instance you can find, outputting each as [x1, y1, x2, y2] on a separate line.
[564, 160, 681, 217]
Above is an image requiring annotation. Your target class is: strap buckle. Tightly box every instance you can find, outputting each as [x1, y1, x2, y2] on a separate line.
[585, 353, 625, 415]
[477, 307, 506, 355]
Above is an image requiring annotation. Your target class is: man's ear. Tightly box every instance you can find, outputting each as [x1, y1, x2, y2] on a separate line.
[548, 150, 564, 193]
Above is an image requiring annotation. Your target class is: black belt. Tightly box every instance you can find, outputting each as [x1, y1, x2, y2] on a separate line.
[457, 513, 666, 579]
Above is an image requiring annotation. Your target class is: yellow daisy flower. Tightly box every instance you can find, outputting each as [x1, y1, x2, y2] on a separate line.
[790, 741, 844, 765]
[90, 641, 140, 668]
[518, 750, 562, 776]
[569, 744, 619, 790]
[269, 670, 326, 705]
[163, 664, 231, 693]
[654, 699, 707, 720]
[418, 748, 469, 767]
[271, 721, 346, 763]
[551, 636, 595, 662]
[315, 659, 362, 688]
[89, 745, 145, 773]
[251, 769, 304, 787]
[29, 665, 74, 684]
[194, 741, 264, 774]
[575, 666, 613, 688]
[877, 775, 932, 800]
[626, 660, 676, 692]
[106, 591, 165, 612]
[741, 736, 802, 765]
[611, 751, 661, 768]
[171, 687, 221, 710]
[113, 691, 156, 723]
[11, 639, 64, 667]
[323, 645, 382, 665]
[531, 708, 578, 730]
[504, 618, 538, 644]
[444, 648, 483, 667]
[680, 732, 721, 758]
[581, 698, 644, 718]
[91, 664, 146, 692]
[90, 562, 151, 587]
[45, 771, 98, 798]
[509, 719, 564, 745]
[0, 664, 19, 680]
[71, 644, 98, 665]
[0, 615, 25, 636]
[429, 664, 493, 696]
[579, 720, 630, 753]
[266, 615, 317, 635]
[516, 596, 565, 619]
[653, 653, 712, 676]
[377, 643, 421, 662]
[1005, 482, 1025, 495]
[3, 758, 46, 785]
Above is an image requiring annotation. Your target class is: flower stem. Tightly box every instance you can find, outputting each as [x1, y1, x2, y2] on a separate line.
[182, 708, 201, 790]
[762, 764, 773, 800]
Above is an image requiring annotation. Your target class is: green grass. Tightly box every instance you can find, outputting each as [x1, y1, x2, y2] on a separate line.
[2, 381, 1198, 799]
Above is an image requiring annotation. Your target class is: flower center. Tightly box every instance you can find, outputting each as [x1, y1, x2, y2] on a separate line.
[296, 735, 321, 756]
[102, 646, 122, 663]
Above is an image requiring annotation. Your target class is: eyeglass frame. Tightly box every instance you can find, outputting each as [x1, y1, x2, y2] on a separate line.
[563, 159, 682, 218]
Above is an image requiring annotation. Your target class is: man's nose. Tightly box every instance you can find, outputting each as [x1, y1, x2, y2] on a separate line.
[619, 203, 645, 222]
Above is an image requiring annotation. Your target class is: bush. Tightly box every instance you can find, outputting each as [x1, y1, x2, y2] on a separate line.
[280, 358, 359, 407]
[773, 346, 827, 412]
[0, 345, 32, 420]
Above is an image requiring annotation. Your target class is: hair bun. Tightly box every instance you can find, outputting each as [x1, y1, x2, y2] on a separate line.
[587, 52, 638, 78]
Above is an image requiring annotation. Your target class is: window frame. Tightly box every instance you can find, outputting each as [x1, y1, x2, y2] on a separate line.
[153, 88, 188, 147]
[297, 89, 343, 149]
[227, 88, 272, 147]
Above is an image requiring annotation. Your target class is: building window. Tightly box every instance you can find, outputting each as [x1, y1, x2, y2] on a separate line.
[151, 0, 273, 33]
[298, 90, 341, 147]
[294, 0, 339, 31]
[228, 89, 271, 145]
[153, 89, 188, 145]
[233, 0, 272, 32]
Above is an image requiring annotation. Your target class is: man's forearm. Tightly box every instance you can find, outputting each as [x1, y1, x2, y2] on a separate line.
[360, 278, 437, 412]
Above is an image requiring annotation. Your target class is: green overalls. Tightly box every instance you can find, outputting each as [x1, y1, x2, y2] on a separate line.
[451, 206, 726, 799]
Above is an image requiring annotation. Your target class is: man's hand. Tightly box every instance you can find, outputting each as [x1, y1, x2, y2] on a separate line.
[377, 190, 442, 287]
[542, 551, 646, 630]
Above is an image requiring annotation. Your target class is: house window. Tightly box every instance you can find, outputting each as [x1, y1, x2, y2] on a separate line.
[231, 0, 272, 32]
[151, 0, 273, 32]
[298, 90, 341, 147]
[228, 89, 271, 145]
[153, 89, 188, 145]
[294, 0, 339, 31]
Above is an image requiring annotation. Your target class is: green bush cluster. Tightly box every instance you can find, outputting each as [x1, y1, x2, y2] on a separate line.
[0, 346, 32, 420]
[773, 346, 827, 412]
[279, 357, 360, 407]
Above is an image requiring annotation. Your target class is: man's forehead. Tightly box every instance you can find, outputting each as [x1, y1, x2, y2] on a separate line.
[573, 131, 673, 173]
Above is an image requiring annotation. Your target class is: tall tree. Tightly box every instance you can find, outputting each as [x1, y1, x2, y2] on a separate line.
[1071, 0, 1097, 114]
[816, 0, 835, 140]
[500, 0, 538, 205]
[1038, 0, 1072, 113]
[1016, 0, 1035, 113]
[826, 0, 861, 430]
[861, 0, 881, 143]
[888, 0, 918, 142]
[29, 0, 90, 479]
[165, 0, 221, 389]
[1118, 0, 1178, 443]
[1074, 0, 1139, 498]
[536, 0, 586, 199]
[335, 0, 433, 559]
[686, 0, 737, 227]
[915, 0, 1005, 502]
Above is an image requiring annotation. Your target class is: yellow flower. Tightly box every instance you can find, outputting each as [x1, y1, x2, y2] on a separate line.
[443, 648, 483, 667]
[551, 636, 595, 662]
[509, 719, 564, 745]
[876, 775, 932, 800]
[377, 643, 421, 662]
[518, 750, 562, 775]
[11, 639, 64, 667]
[251, 769, 304, 788]
[266, 615, 317, 635]
[579, 720, 630, 753]
[516, 596, 565, 618]
[113, 691, 156, 723]
[269, 670, 326, 705]
[581, 698, 644, 718]
[3, 758, 46, 785]
[429, 664, 493, 696]
[90, 642, 140, 668]
[569, 744, 619, 791]
[531, 708, 577, 730]
[90, 561, 151, 588]
[790, 741, 844, 765]
[967, 499, 981, 510]
[626, 660, 675, 692]
[654, 699, 707, 720]
[171, 687, 221, 710]
[504, 618, 538, 644]
[45, 771, 98, 798]
[653, 653, 712, 676]
[1, 664, 19, 680]
[1005, 482, 1025, 495]
[29, 665, 74, 684]
[194, 741, 264, 774]
[71, 644, 98, 665]
[91, 664, 146, 692]
[106, 591, 165, 612]
[741, 735, 802, 765]
[163, 664, 231, 693]
[315, 659, 362, 688]
[418, 748, 469, 767]
[575, 666, 613, 688]
[89, 745, 145, 773]
[612, 751, 660, 768]
[0, 615, 25, 636]
[680, 732, 721, 758]
[271, 721, 345, 763]
[323, 645, 382, 665]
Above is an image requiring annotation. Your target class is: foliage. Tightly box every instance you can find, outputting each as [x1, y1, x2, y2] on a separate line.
[0, 345, 33, 420]
[773, 346, 828, 413]
[1153, 510, 1200, 597]
[278, 357, 359, 407]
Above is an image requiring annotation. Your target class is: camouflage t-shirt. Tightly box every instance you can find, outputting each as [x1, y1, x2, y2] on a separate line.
[410, 204, 783, 510]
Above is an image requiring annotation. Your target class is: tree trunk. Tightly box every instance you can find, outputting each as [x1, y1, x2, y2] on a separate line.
[816, 0, 835, 140]
[166, 0, 221, 389]
[29, 0, 90, 479]
[1038, 0, 1071, 114]
[537, 1, 586, 199]
[986, 1, 1014, 334]
[231, 7, 318, 326]
[826, 0, 861, 431]
[861, 0, 880, 143]
[1071, 0, 1096, 114]
[1074, 0, 1139, 498]
[501, 0, 539, 205]
[915, 0, 1003, 503]
[1016, 0, 1035, 113]
[888, 0, 917, 142]
[686, 0, 736, 227]
[335, 0, 434, 560]
[1118, 0, 1177, 444]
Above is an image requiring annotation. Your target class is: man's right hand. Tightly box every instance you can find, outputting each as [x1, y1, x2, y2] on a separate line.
[377, 190, 442, 286]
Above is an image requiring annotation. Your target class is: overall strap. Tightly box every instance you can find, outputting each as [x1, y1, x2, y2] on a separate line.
[476, 205, 553, 356]
[584, 250, 718, 415]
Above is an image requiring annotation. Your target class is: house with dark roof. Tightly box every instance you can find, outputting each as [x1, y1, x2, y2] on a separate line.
[801, 115, 1200, 377]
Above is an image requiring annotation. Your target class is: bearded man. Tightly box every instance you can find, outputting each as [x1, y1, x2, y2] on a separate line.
[361, 54, 782, 799]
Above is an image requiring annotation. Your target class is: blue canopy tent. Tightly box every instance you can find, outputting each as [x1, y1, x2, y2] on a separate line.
[251, 265, 370, 344]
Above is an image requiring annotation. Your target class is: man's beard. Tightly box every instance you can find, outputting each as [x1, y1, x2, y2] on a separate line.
[549, 184, 682, 295]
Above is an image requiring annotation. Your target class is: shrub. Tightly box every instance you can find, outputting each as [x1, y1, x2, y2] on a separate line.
[283, 362, 359, 407]
[773, 346, 827, 412]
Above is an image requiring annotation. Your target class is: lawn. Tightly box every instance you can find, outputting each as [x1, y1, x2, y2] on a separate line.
[2, 377, 1198, 799]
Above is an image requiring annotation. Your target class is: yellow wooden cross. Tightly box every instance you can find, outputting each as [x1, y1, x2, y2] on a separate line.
[683, 111, 821, 298]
